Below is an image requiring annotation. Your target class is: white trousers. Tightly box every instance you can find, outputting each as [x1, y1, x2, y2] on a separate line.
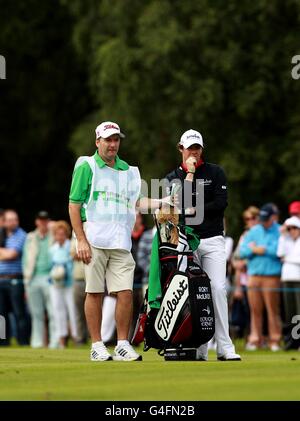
[49, 286, 78, 339]
[101, 295, 117, 343]
[26, 274, 56, 348]
[193, 235, 236, 357]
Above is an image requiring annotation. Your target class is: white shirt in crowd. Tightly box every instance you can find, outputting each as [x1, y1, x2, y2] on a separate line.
[277, 235, 300, 281]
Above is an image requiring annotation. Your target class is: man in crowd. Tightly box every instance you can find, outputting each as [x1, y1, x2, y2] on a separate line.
[23, 211, 57, 348]
[0, 209, 29, 345]
[0, 209, 6, 247]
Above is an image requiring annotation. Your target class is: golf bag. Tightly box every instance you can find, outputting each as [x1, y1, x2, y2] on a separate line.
[132, 214, 215, 358]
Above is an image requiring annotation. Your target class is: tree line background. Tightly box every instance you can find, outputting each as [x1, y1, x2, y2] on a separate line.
[1, 0, 300, 238]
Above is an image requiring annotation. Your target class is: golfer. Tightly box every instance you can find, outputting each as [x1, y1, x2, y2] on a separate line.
[165, 129, 241, 361]
[69, 121, 168, 361]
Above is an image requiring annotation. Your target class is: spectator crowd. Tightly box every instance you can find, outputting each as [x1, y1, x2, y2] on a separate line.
[0, 209, 153, 349]
[1, 201, 300, 352]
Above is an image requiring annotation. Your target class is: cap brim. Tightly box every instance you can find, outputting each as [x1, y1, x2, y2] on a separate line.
[180, 139, 203, 149]
[259, 215, 270, 221]
[101, 129, 125, 139]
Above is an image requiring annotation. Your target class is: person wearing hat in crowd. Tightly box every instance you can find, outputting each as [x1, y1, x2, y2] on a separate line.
[289, 201, 300, 218]
[277, 215, 300, 350]
[280, 201, 300, 235]
[69, 121, 170, 361]
[164, 129, 241, 361]
[240, 203, 282, 351]
[49, 220, 78, 348]
[22, 211, 57, 348]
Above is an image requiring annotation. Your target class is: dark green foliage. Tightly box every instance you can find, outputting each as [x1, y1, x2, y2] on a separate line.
[1, 0, 300, 237]
[0, 0, 89, 229]
[67, 0, 300, 237]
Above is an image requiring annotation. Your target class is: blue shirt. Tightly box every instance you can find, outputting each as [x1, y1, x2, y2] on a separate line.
[0, 227, 27, 276]
[240, 222, 282, 276]
[49, 240, 73, 287]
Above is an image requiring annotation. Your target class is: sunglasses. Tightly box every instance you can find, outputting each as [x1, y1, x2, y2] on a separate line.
[244, 217, 255, 222]
[287, 226, 299, 231]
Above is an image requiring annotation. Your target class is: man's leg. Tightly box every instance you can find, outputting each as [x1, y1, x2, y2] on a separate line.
[83, 246, 113, 361]
[85, 292, 104, 342]
[283, 281, 296, 326]
[74, 280, 88, 343]
[194, 236, 239, 359]
[0, 281, 10, 346]
[64, 286, 78, 340]
[42, 276, 58, 348]
[115, 290, 133, 340]
[9, 279, 30, 345]
[294, 282, 300, 320]
[129, 287, 143, 340]
[107, 250, 141, 361]
[26, 277, 45, 348]
[49, 286, 68, 347]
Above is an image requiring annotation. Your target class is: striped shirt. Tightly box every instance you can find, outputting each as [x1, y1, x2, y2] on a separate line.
[0, 227, 27, 276]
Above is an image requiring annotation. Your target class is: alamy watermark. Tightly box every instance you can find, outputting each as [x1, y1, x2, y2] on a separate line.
[291, 55, 300, 80]
[90, 176, 205, 225]
[291, 314, 300, 340]
[0, 315, 6, 339]
[0, 55, 6, 79]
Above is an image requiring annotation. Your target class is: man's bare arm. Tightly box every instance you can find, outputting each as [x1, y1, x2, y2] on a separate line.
[68, 203, 92, 264]
[136, 195, 179, 212]
[136, 197, 162, 212]
[0, 248, 18, 261]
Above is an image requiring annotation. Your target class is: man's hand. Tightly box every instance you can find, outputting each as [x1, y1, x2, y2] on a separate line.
[77, 238, 92, 264]
[248, 242, 265, 255]
[186, 157, 197, 173]
[69, 203, 92, 264]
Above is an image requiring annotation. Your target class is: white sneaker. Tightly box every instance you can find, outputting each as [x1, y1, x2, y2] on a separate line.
[113, 343, 142, 361]
[195, 348, 208, 361]
[217, 352, 241, 361]
[245, 342, 258, 351]
[90, 343, 112, 361]
[270, 344, 281, 352]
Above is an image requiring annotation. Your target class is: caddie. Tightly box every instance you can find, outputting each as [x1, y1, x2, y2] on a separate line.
[69, 121, 168, 361]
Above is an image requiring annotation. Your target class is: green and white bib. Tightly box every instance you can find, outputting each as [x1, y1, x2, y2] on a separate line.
[75, 156, 141, 251]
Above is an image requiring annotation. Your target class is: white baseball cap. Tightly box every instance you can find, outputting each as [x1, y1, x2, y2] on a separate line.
[179, 129, 204, 149]
[95, 121, 125, 139]
[285, 216, 300, 229]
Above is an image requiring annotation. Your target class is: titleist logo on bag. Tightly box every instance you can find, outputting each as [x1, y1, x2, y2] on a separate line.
[154, 274, 189, 341]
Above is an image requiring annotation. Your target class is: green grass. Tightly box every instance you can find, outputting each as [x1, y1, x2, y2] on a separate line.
[0, 344, 300, 401]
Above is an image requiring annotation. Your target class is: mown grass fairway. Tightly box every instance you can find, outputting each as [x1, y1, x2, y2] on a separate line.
[0, 345, 299, 400]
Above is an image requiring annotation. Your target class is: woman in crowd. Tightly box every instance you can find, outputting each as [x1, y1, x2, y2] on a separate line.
[277, 216, 300, 350]
[240, 204, 282, 351]
[49, 221, 78, 348]
[231, 206, 259, 342]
